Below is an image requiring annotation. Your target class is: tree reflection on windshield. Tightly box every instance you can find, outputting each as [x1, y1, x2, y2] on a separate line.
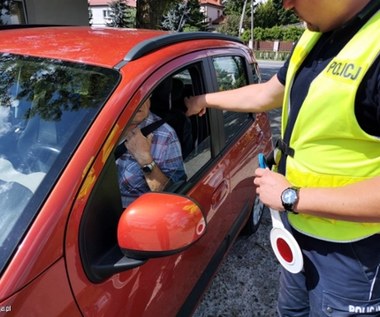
[0, 53, 120, 274]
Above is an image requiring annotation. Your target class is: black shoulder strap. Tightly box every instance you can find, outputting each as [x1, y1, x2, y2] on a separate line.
[140, 119, 165, 136]
[114, 119, 166, 160]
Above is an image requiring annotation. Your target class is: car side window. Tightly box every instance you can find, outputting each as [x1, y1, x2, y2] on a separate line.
[212, 56, 252, 145]
[149, 67, 211, 180]
[171, 69, 211, 180]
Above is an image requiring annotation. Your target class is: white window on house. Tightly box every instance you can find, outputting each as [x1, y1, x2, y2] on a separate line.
[103, 9, 111, 19]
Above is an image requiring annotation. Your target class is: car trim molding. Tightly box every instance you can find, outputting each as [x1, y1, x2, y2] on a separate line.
[114, 31, 244, 70]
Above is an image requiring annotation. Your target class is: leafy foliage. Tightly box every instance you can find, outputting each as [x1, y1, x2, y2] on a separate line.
[161, 2, 187, 31]
[218, 0, 302, 42]
[0, 55, 117, 122]
[243, 25, 303, 42]
[216, 14, 241, 37]
[254, 0, 278, 28]
[222, 0, 248, 16]
[136, 0, 181, 29]
[221, 0, 258, 35]
[183, 0, 209, 31]
[213, 57, 247, 91]
[106, 0, 136, 28]
[161, 0, 208, 31]
[0, 0, 13, 25]
[272, 0, 299, 25]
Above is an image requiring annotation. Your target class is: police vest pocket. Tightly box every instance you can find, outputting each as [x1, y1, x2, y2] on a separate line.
[322, 291, 380, 316]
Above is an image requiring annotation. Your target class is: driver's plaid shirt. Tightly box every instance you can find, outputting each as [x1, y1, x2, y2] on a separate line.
[116, 112, 186, 208]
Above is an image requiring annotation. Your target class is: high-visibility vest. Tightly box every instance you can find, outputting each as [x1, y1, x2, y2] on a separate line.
[283, 10, 380, 242]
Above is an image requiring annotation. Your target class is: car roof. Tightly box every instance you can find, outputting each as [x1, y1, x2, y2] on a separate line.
[0, 26, 244, 69]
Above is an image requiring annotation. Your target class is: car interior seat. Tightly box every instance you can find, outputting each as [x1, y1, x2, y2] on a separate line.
[151, 77, 194, 159]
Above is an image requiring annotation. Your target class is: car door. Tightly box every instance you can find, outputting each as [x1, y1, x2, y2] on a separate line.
[206, 54, 273, 234]
[63, 50, 235, 317]
[64, 48, 264, 317]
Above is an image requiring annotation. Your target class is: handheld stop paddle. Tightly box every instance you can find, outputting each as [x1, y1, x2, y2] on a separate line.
[258, 153, 303, 274]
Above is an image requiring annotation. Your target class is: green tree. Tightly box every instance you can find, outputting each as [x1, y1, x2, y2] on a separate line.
[107, 0, 136, 28]
[248, 25, 303, 42]
[219, 0, 302, 42]
[0, 0, 13, 25]
[254, 0, 277, 28]
[162, 0, 208, 32]
[0, 55, 114, 123]
[282, 26, 304, 41]
[183, 0, 208, 31]
[136, 0, 181, 29]
[272, 0, 299, 25]
[161, 2, 186, 31]
[216, 14, 241, 37]
[219, 0, 259, 37]
[222, 0, 244, 16]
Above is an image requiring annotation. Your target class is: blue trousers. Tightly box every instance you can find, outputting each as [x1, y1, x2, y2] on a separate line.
[277, 229, 380, 317]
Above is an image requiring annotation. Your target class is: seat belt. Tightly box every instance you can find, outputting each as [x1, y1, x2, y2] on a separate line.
[114, 119, 165, 160]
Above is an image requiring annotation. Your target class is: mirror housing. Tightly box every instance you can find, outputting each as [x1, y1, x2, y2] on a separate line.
[117, 192, 206, 259]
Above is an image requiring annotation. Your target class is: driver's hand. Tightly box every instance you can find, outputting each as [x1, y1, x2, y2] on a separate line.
[124, 128, 153, 166]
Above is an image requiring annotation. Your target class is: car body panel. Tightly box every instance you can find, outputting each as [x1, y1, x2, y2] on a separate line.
[0, 27, 245, 69]
[63, 55, 232, 316]
[0, 26, 273, 316]
[0, 259, 81, 316]
[0, 27, 166, 67]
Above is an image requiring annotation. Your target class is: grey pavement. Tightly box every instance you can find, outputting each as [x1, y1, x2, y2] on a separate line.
[192, 213, 281, 317]
[192, 61, 284, 317]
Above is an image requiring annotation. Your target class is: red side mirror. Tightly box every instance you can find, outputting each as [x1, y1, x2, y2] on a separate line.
[117, 192, 206, 259]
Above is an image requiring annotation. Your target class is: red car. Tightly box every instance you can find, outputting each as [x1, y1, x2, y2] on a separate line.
[0, 26, 272, 316]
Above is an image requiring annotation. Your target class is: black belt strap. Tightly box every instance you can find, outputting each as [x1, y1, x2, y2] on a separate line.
[276, 138, 295, 158]
[114, 119, 165, 160]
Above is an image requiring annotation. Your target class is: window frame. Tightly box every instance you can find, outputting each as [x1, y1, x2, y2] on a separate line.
[205, 53, 256, 154]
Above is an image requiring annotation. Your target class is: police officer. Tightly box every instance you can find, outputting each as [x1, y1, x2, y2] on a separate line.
[185, 0, 380, 315]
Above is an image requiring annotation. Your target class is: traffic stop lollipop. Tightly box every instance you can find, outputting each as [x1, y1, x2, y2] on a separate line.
[258, 153, 303, 274]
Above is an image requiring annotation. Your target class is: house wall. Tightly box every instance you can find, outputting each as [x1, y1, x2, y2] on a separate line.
[200, 5, 222, 24]
[90, 6, 109, 26]
[254, 40, 294, 52]
[25, 0, 89, 25]
[88, 0, 136, 26]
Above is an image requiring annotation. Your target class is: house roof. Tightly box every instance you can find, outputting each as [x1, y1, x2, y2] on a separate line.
[88, 0, 136, 7]
[199, 0, 223, 7]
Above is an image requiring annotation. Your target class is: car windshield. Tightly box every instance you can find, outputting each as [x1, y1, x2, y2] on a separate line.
[0, 53, 119, 273]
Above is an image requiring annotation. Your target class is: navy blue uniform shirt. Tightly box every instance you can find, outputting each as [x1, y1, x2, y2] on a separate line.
[277, 1, 380, 143]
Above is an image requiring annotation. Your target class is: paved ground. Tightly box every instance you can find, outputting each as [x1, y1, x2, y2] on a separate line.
[192, 61, 284, 317]
[192, 212, 281, 317]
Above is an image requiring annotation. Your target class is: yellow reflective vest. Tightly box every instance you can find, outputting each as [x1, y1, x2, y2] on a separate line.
[283, 10, 380, 242]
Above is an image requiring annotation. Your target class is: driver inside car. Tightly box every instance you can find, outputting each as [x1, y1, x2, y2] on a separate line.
[115, 96, 186, 208]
